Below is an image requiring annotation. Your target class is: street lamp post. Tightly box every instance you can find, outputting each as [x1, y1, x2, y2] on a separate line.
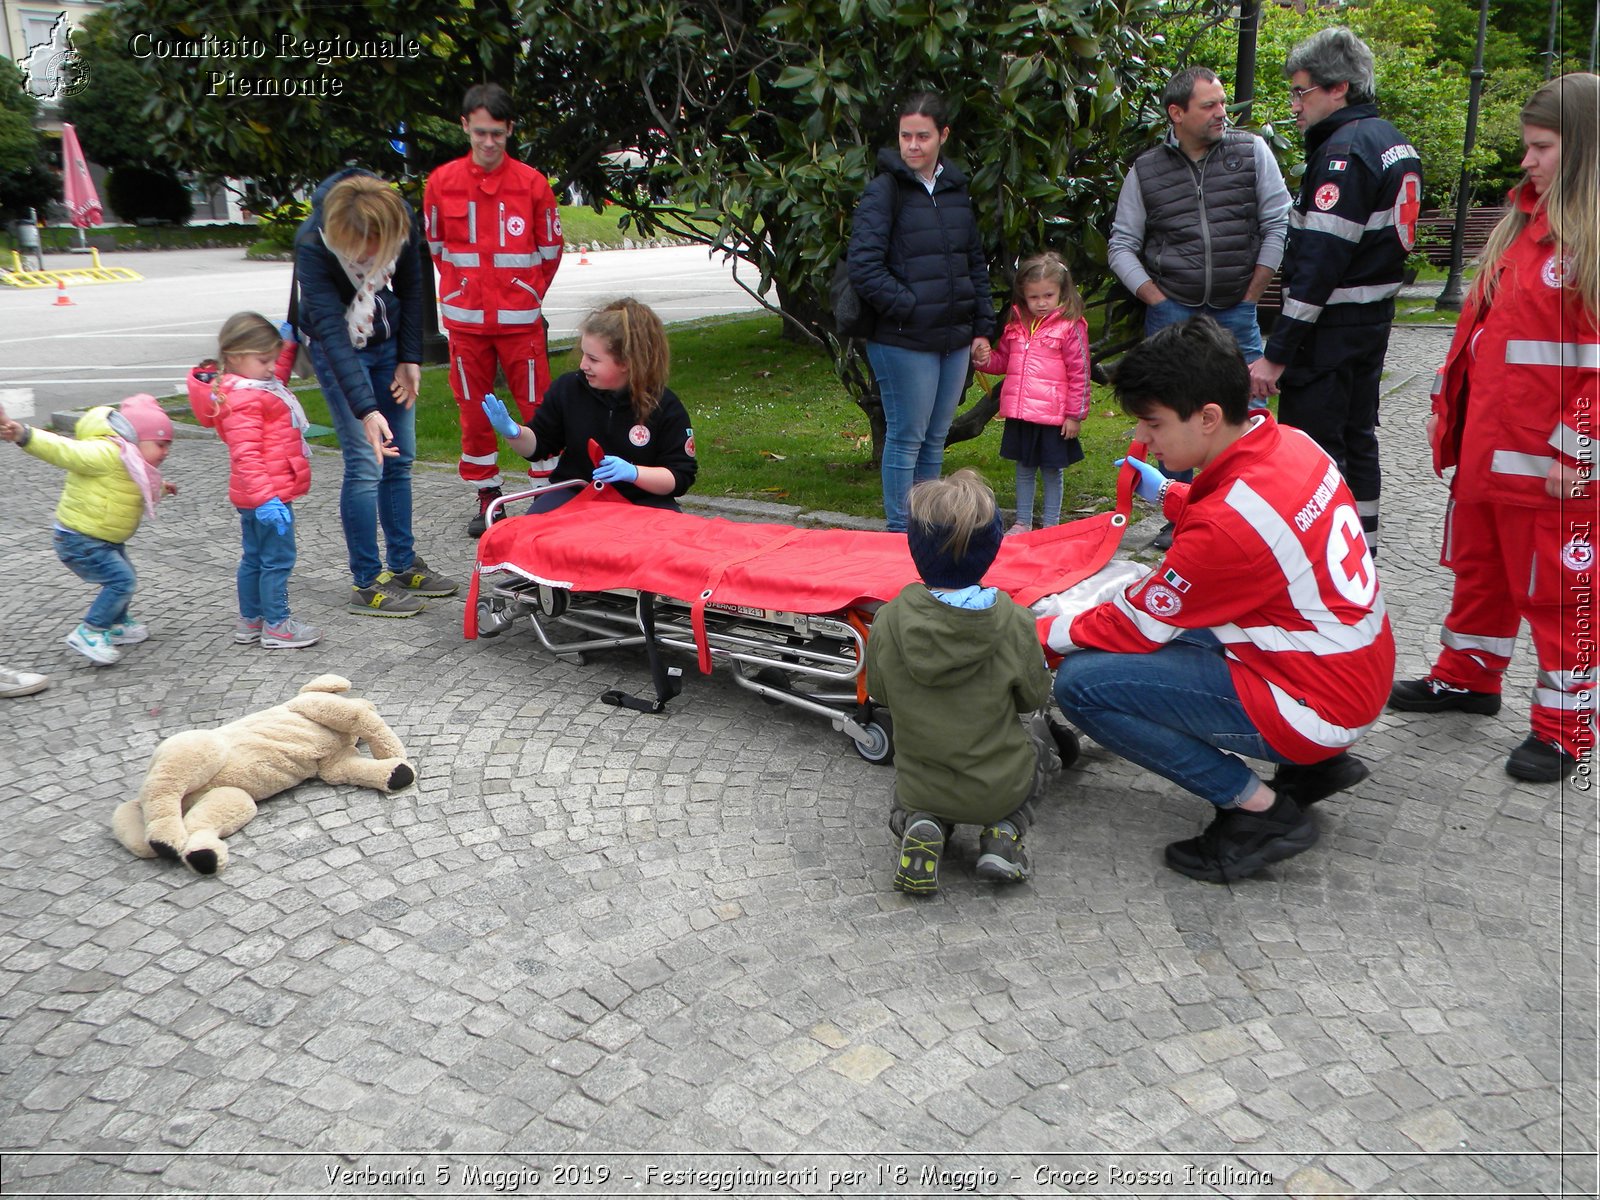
[1437, 0, 1490, 312]
[1234, 0, 1261, 125]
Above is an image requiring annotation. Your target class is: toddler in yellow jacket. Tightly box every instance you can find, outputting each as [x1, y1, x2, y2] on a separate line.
[0, 395, 177, 666]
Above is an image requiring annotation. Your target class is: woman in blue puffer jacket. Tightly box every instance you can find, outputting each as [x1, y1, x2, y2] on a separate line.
[848, 92, 995, 532]
[292, 168, 457, 617]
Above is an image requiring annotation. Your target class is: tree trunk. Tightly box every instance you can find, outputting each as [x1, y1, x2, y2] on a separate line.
[946, 380, 1001, 445]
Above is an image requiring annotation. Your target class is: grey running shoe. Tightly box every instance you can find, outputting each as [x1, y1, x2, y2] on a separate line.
[261, 617, 323, 649]
[347, 583, 426, 618]
[385, 556, 459, 598]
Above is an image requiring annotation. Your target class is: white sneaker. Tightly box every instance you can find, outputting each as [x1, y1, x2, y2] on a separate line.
[0, 667, 49, 698]
[66, 624, 120, 665]
[106, 619, 149, 645]
[261, 617, 322, 649]
[234, 617, 263, 644]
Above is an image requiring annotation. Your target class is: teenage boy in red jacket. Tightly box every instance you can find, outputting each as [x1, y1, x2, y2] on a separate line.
[1045, 317, 1394, 883]
[424, 82, 564, 536]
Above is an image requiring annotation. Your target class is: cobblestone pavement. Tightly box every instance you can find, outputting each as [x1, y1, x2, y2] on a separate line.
[1, 324, 1595, 1198]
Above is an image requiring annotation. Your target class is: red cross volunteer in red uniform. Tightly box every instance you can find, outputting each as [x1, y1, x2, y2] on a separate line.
[1390, 73, 1600, 783]
[1048, 317, 1394, 883]
[424, 82, 564, 536]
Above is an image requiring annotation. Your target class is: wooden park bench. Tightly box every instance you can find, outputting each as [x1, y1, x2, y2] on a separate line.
[1414, 205, 1507, 269]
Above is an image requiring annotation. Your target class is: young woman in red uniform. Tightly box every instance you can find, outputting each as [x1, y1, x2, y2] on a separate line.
[1390, 73, 1600, 782]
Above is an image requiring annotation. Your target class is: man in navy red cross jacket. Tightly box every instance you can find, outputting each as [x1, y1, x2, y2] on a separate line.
[1248, 28, 1421, 555]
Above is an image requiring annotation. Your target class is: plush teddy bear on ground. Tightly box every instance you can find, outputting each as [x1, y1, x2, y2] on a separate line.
[113, 674, 415, 875]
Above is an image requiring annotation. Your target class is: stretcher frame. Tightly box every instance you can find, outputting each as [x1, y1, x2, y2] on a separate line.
[467, 466, 1137, 763]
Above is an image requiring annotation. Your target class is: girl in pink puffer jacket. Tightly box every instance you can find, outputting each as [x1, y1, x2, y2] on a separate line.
[187, 312, 320, 650]
[974, 253, 1091, 533]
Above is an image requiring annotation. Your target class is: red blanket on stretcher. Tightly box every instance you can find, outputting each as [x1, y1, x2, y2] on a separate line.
[468, 462, 1137, 673]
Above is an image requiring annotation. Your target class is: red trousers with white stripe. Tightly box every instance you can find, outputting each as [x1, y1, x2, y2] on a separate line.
[1431, 496, 1596, 755]
[449, 330, 552, 486]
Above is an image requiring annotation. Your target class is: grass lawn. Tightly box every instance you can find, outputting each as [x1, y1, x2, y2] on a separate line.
[277, 313, 1143, 522]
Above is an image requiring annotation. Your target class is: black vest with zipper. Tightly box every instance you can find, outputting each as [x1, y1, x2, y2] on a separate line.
[1135, 129, 1261, 308]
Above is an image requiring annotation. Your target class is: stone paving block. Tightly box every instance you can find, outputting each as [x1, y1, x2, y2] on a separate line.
[0, 342, 1590, 1192]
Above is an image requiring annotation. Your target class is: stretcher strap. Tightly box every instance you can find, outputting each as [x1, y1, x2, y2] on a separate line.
[689, 527, 809, 674]
[464, 569, 482, 639]
[600, 592, 683, 714]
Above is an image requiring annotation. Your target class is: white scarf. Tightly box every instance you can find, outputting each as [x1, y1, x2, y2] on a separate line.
[321, 229, 397, 349]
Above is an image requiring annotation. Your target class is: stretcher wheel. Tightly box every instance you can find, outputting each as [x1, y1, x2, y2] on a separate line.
[476, 598, 516, 638]
[1048, 718, 1081, 770]
[853, 712, 895, 765]
[537, 585, 569, 618]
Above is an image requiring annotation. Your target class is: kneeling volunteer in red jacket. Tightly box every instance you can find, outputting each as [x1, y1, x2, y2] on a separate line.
[1046, 316, 1393, 884]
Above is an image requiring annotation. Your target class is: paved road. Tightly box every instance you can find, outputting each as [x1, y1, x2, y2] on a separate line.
[0, 244, 764, 415]
[0, 324, 1593, 1197]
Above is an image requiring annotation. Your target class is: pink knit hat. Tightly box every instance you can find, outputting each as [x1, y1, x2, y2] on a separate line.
[118, 394, 173, 442]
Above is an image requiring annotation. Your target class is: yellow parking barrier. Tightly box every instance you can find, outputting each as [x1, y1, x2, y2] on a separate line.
[1, 248, 143, 288]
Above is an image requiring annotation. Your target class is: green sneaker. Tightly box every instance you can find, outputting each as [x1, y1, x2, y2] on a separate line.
[385, 555, 459, 598]
[894, 814, 945, 895]
[347, 582, 426, 618]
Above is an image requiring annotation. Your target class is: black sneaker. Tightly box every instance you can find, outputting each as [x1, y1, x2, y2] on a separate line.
[1151, 520, 1175, 551]
[1505, 734, 1578, 782]
[1389, 676, 1501, 715]
[1164, 796, 1318, 884]
[468, 487, 502, 539]
[385, 556, 459, 598]
[1269, 753, 1370, 807]
[975, 822, 1030, 883]
[894, 813, 945, 895]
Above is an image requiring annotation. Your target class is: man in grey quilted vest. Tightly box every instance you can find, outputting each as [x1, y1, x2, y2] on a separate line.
[1110, 66, 1292, 547]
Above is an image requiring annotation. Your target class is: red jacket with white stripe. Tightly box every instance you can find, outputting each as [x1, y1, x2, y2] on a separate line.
[1041, 415, 1395, 762]
[979, 308, 1091, 425]
[424, 155, 563, 337]
[1430, 187, 1599, 507]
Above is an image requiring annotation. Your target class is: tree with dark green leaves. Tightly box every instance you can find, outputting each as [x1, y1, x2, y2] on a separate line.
[110, 0, 527, 207]
[121, 0, 1196, 454]
[0, 57, 59, 223]
[522, 0, 1171, 449]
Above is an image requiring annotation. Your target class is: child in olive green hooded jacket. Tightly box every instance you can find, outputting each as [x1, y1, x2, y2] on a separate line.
[865, 469, 1058, 894]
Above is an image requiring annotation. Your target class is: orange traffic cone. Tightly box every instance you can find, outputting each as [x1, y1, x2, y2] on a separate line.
[53, 279, 74, 306]
[578, 244, 590, 265]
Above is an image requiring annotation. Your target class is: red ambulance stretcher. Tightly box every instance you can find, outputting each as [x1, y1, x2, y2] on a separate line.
[466, 462, 1137, 763]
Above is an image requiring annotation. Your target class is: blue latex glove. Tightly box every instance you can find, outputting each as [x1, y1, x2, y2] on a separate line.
[278, 320, 297, 344]
[1114, 456, 1168, 504]
[254, 497, 292, 535]
[592, 455, 639, 485]
[481, 392, 520, 439]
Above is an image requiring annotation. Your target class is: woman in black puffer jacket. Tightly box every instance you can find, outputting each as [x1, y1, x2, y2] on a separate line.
[848, 92, 995, 532]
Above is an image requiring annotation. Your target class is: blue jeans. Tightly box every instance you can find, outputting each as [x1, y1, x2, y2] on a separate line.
[307, 337, 415, 588]
[866, 341, 970, 532]
[1146, 297, 1268, 436]
[1052, 633, 1291, 807]
[53, 527, 135, 629]
[237, 507, 298, 625]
